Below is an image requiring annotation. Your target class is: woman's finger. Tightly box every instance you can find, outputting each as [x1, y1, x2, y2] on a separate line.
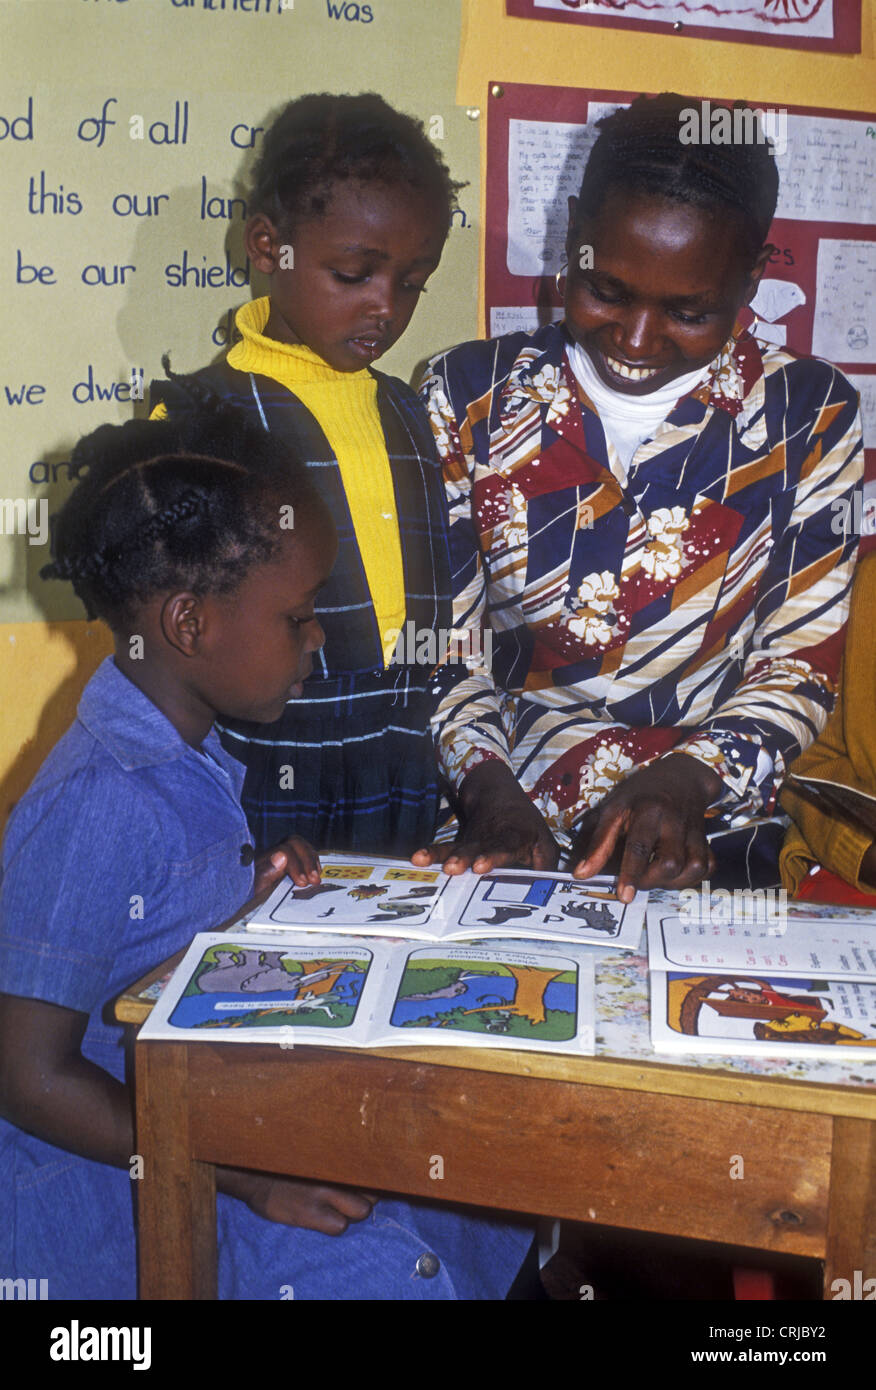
[570, 808, 626, 880]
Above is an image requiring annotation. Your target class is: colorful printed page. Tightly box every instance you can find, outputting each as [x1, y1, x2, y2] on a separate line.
[138, 932, 596, 1057]
[250, 854, 645, 950]
[647, 906, 876, 980]
[650, 971, 876, 1061]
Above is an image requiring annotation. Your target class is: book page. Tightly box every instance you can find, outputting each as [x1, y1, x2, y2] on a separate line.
[648, 908, 876, 979]
[448, 868, 645, 949]
[138, 932, 395, 1049]
[375, 943, 595, 1055]
[252, 855, 467, 936]
[650, 970, 876, 1060]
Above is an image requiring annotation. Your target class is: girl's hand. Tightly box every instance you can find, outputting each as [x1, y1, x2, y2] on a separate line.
[253, 837, 321, 897]
[568, 753, 720, 901]
[223, 1170, 378, 1235]
[412, 761, 559, 875]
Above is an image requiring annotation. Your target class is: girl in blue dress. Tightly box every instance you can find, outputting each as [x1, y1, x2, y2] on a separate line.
[0, 401, 533, 1300]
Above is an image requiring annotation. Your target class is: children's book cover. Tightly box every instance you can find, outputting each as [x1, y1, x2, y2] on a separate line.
[650, 971, 876, 1060]
[252, 853, 644, 950]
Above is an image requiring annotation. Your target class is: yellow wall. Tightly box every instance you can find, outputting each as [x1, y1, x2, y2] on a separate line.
[2, 0, 874, 828]
[0, 621, 113, 826]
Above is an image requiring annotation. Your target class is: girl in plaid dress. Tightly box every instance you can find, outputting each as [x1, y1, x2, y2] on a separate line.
[153, 93, 460, 856]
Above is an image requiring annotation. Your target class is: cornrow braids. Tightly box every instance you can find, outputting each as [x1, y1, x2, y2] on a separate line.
[574, 93, 779, 267]
[249, 92, 465, 236]
[41, 380, 324, 629]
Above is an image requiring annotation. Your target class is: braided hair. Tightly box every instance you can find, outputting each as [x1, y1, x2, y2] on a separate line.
[574, 93, 779, 268]
[249, 92, 464, 236]
[41, 375, 325, 629]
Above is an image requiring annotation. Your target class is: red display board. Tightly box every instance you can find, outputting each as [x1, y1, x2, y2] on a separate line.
[485, 82, 876, 502]
[506, 0, 862, 54]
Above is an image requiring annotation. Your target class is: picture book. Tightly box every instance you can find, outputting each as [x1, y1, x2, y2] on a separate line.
[650, 971, 876, 1060]
[138, 932, 596, 1057]
[787, 773, 876, 835]
[248, 854, 645, 950]
[648, 902, 876, 1059]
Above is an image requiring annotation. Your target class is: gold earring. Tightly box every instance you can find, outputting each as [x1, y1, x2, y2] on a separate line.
[554, 263, 567, 296]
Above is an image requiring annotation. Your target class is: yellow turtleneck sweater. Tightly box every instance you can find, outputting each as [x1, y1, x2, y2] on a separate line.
[153, 297, 405, 666]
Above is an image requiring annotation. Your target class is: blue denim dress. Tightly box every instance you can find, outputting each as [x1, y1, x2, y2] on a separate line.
[0, 659, 532, 1300]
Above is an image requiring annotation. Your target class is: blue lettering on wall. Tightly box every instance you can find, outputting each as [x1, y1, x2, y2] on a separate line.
[16, 250, 55, 285]
[4, 384, 46, 406]
[200, 176, 247, 220]
[77, 97, 117, 146]
[0, 97, 34, 141]
[27, 173, 83, 215]
[71, 366, 136, 404]
[326, 1, 373, 19]
[164, 252, 250, 288]
[111, 192, 170, 217]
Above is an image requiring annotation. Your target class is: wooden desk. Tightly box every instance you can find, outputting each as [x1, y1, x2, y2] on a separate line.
[124, 950, 876, 1301]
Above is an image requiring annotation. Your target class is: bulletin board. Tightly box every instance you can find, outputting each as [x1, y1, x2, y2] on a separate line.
[505, 0, 863, 52]
[485, 81, 876, 485]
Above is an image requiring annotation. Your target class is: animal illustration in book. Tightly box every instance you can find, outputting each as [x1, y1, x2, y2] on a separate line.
[666, 973, 876, 1047]
[457, 875, 624, 935]
[390, 954, 578, 1041]
[267, 860, 452, 927]
[168, 944, 371, 1032]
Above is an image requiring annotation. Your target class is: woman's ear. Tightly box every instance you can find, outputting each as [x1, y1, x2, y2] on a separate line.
[160, 591, 205, 658]
[244, 214, 282, 275]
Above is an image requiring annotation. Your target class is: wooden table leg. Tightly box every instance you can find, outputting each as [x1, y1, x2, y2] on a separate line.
[136, 1042, 217, 1300]
[824, 1115, 876, 1300]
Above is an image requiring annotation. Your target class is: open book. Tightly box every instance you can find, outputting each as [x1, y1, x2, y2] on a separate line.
[787, 773, 876, 836]
[648, 902, 876, 1060]
[248, 853, 645, 950]
[138, 932, 596, 1056]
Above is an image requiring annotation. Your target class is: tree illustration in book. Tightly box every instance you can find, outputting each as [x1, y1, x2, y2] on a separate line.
[391, 955, 577, 1041]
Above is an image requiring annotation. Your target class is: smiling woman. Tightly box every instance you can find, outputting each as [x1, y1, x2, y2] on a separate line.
[416, 93, 864, 899]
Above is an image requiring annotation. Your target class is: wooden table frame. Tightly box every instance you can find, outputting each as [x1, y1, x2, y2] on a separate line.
[134, 1035, 876, 1300]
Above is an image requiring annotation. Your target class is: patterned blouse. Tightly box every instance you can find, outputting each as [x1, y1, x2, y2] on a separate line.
[421, 322, 863, 845]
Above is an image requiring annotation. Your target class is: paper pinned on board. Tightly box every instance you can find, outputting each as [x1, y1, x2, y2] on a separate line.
[812, 239, 876, 364]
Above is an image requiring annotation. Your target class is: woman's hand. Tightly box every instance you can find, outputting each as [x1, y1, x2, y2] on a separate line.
[568, 753, 721, 900]
[253, 836, 321, 897]
[220, 1170, 378, 1235]
[412, 760, 559, 874]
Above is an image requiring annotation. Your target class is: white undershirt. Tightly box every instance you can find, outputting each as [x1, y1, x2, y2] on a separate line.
[566, 340, 710, 484]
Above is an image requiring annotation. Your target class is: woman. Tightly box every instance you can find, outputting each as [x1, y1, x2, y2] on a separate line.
[415, 94, 863, 899]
